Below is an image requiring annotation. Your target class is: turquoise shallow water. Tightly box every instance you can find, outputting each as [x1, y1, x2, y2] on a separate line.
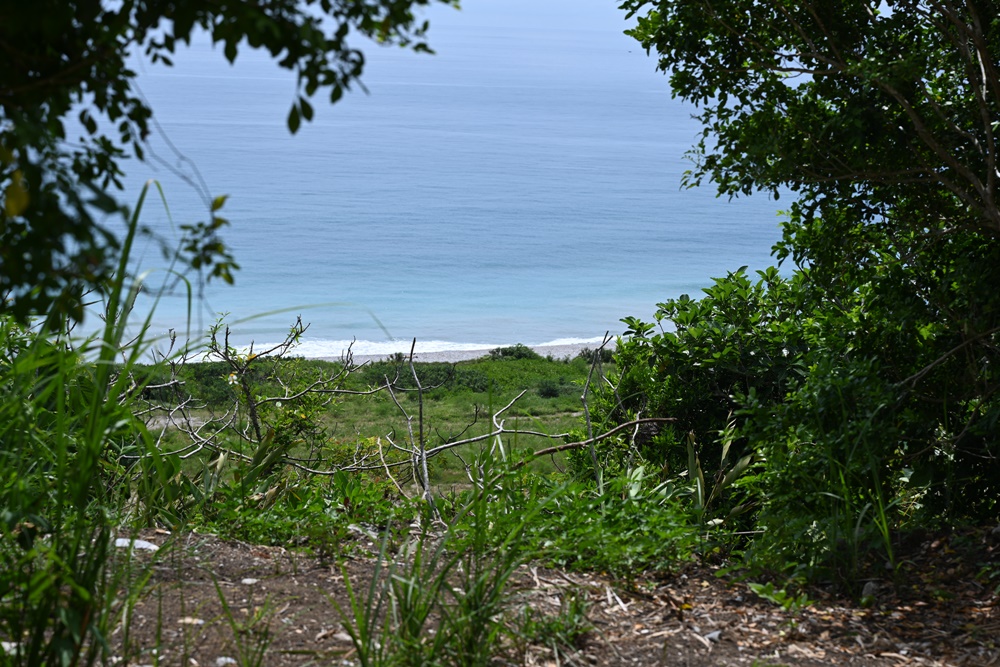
[107, 0, 788, 357]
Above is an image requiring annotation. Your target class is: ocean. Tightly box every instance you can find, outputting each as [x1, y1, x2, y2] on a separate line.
[108, 0, 788, 358]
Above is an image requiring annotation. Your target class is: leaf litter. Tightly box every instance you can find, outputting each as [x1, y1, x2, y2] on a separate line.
[112, 526, 998, 666]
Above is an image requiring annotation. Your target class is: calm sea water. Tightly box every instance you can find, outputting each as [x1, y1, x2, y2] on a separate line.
[110, 0, 787, 357]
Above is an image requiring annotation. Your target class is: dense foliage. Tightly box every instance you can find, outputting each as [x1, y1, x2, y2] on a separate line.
[0, 0, 456, 322]
[590, 0, 1000, 583]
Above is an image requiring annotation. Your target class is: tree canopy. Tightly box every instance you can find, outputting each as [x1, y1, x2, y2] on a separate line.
[621, 1, 1000, 306]
[0, 0, 456, 322]
[621, 1, 999, 229]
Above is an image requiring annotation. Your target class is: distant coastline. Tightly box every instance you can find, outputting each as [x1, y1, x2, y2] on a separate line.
[110, 7, 784, 357]
[317, 340, 616, 365]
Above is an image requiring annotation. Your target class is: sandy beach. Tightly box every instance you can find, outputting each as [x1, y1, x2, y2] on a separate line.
[320, 340, 615, 365]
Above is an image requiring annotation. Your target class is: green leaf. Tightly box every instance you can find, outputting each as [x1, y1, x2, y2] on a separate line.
[78, 109, 97, 134]
[211, 195, 228, 212]
[299, 97, 314, 121]
[4, 171, 29, 217]
[686, 432, 705, 511]
[721, 453, 753, 488]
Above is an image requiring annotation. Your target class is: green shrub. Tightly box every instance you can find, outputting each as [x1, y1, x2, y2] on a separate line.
[593, 254, 1000, 587]
[585, 267, 808, 490]
[576, 346, 613, 364]
[455, 367, 490, 392]
[488, 343, 542, 361]
[177, 360, 236, 405]
[521, 471, 695, 579]
[740, 355, 903, 584]
[537, 379, 562, 398]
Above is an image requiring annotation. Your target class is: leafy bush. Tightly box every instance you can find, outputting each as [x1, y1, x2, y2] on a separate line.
[585, 267, 808, 489]
[522, 471, 695, 579]
[593, 260, 1000, 586]
[455, 367, 490, 392]
[741, 354, 903, 582]
[177, 360, 237, 406]
[576, 346, 614, 364]
[537, 379, 563, 398]
[615, 0, 1000, 588]
[194, 468, 409, 558]
[489, 344, 542, 361]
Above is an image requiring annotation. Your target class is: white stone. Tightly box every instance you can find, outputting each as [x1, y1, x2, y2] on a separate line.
[114, 538, 159, 552]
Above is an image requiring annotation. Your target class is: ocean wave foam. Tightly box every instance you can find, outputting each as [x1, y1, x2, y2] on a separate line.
[539, 336, 614, 347]
[273, 336, 610, 359]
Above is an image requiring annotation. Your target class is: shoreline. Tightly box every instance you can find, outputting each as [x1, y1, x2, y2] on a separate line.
[318, 341, 615, 365]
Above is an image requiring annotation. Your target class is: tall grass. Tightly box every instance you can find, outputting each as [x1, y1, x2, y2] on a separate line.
[0, 184, 167, 666]
[335, 450, 542, 667]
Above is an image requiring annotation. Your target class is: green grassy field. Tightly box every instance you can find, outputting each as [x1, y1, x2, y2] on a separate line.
[141, 346, 609, 485]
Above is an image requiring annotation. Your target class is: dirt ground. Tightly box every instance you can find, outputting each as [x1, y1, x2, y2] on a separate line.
[112, 527, 999, 667]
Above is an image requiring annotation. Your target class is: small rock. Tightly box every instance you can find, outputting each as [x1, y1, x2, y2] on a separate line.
[347, 523, 379, 540]
[861, 581, 879, 599]
[216, 658, 237, 667]
[704, 630, 722, 643]
[178, 617, 205, 626]
[241, 578, 259, 585]
[114, 538, 159, 552]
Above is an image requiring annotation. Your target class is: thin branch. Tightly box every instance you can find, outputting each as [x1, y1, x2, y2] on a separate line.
[897, 325, 1000, 388]
[408, 338, 437, 517]
[581, 332, 613, 491]
[512, 418, 677, 470]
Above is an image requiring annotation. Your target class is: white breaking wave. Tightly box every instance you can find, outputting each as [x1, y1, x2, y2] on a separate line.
[539, 336, 612, 347]
[291, 339, 507, 359]
[273, 336, 610, 360]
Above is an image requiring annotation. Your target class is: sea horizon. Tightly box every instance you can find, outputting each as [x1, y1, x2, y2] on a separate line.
[97, 0, 789, 356]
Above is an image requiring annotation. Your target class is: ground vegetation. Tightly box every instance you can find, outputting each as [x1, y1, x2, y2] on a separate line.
[1, 287, 996, 665]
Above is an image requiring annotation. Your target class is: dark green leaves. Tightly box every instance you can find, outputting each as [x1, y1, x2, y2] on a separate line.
[623, 0, 1000, 231]
[299, 97, 314, 122]
[612, 0, 1000, 579]
[224, 39, 239, 64]
[287, 96, 315, 134]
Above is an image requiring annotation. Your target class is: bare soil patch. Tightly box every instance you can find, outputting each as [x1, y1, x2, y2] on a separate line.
[115, 529, 999, 666]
